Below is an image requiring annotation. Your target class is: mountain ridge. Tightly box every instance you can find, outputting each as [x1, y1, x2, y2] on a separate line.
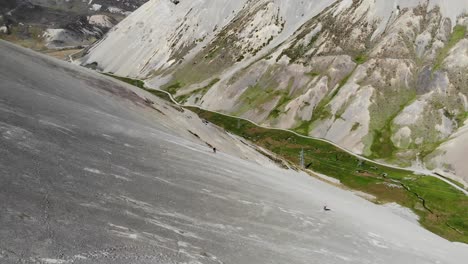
[80, 0, 468, 185]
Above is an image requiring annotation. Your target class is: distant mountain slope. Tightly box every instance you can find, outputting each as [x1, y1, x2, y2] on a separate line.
[80, 0, 468, 185]
[0, 0, 148, 49]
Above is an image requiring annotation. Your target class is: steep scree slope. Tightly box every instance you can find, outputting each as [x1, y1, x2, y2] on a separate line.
[2, 39, 468, 264]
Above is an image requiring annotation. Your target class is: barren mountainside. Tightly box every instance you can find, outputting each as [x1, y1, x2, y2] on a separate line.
[80, 0, 468, 185]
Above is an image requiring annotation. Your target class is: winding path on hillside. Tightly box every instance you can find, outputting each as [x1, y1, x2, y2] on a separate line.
[142, 84, 468, 196]
[68, 51, 468, 195]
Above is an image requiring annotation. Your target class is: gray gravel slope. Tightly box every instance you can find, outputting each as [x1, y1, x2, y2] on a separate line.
[0, 40, 467, 264]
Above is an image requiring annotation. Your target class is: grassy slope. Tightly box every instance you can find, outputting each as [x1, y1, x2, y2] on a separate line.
[109, 75, 468, 243]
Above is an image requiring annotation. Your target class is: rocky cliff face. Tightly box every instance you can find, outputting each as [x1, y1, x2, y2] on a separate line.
[80, 0, 468, 185]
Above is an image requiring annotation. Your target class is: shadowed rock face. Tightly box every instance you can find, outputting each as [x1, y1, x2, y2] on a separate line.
[416, 66, 449, 95]
[0, 0, 17, 13]
[80, 0, 468, 184]
[1, 39, 468, 264]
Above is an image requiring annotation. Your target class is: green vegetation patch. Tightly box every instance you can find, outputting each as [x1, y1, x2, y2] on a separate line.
[187, 107, 468, 243]
[267, 91, 293, 121]
[163, 81, 184, 95]
[351, 122, 361, 131]
[305, 71, 320, 78]
[354, 54, 368, 64]
[308, 68, 356, 128]
[227, 65, 286, 118]
[279, 33, 319, 63]
[367, 87, 417, 160]
[294, 120, 312, 135]
[433, 25, 466, 71]
[333, 70, 354, 97]
[455, 111, 468, 126]
[104, 74, 146, 88]
[370, 123, 397, 158]
[175, 78, 220, 104]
